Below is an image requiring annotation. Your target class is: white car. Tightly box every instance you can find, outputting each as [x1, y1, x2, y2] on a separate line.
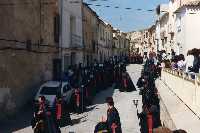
[35, 81, 72, 107]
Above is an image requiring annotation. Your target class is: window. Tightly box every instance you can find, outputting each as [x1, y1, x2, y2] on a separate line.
[64, 55, 70, 70]
[54, 14, 60, 43]
[70, 16, 76, 34]
[177, 17, 181, 32]
[63, 84, 71, 93]
[40, 86, 59, 95]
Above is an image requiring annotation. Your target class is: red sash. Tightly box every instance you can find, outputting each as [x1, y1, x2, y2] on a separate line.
[147, 114, 153, 133]
[75, 89, 80, 107]
[86, 88, 89, 98]
[39, 102, 45, 112]
[123, 79, 128, 88]
[56, 103, 62, 120]
[111, 123, 117, 133]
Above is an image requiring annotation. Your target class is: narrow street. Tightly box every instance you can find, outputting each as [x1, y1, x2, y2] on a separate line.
[1, 0, 200, 132]
[0, 64, 143, 133]
[61, 64, 143, 133]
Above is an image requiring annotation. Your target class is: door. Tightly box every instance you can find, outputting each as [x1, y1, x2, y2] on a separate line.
[53, 59, 62, 81]
[71, 52, 76, 65]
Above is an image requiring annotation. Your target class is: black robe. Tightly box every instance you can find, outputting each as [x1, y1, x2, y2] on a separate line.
[107, 107, 122, 133]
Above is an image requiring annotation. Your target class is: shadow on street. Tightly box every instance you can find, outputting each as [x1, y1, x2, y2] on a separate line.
[0, 104, 33, 133]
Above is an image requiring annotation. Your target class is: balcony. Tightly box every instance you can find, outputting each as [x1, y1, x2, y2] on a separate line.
[71, 34, 82, 48]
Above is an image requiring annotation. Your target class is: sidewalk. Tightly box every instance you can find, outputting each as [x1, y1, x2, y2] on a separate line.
[156, 79, 200, 133]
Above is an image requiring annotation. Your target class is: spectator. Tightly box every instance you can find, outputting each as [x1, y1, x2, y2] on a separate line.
[171, 49, 176, 61]
[171, 58, 178, 70]
[185, 50, 194, 73]
[162, 50, 167, 61]
[192, 54, 200, 73]
[177, 54, 186, 71]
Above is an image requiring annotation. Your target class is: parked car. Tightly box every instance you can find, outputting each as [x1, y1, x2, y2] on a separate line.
[35, 81, 73, 107]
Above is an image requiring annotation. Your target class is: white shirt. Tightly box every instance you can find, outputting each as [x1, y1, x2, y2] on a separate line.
[177, 60, 186, 70]
[185, 55, 194, 72]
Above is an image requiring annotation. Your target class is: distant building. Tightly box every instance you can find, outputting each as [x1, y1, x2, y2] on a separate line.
[113, 29, 121, 57]
[61, 0, 83, 68]
[127, 31, 143, 55]
[156, 0, 200, 57]
[105, 23, 113, 59]
[83, 3, 99, 65]
[97, 19, 107, 63]
[174, 1, 200, 56]
[148, 25, 157, 54]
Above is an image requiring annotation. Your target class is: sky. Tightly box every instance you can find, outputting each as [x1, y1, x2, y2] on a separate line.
[83, 0, 168, 32]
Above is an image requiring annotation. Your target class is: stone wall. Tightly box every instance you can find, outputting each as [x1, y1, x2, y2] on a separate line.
[0, 50, 55, 120]
[0, 0, 59, 120]
[156, 72, 200, 132]
[159, 94, 176, 130]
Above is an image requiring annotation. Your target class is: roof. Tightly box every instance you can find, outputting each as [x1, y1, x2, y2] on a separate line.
[183, 1, 200, 6]
[175, 1, 200, 13]
[83, 2, 99, 18]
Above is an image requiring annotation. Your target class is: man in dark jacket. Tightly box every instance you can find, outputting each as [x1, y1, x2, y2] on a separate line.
[105, 97, 122, 133]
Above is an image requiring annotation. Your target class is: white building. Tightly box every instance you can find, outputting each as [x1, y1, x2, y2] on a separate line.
[156, 0, 200, 57]
[174, 1, 200, 56]
[60, 0, 83, 69]
[127, 31, 143, 55]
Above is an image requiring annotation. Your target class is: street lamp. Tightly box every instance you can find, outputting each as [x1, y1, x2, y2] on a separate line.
[133, 99, 139, 108]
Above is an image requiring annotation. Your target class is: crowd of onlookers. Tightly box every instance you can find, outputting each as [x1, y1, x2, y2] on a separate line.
[159, 48, 200, 75]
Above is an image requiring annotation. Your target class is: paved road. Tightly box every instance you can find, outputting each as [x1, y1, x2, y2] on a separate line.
[0, 64, 143, 133]
[62, 64, 143, 133]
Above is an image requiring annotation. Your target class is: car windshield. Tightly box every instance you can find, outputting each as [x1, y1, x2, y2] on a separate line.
[40, 86, 60, 95]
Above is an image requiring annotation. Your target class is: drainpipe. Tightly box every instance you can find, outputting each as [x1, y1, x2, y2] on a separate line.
[81, 0, 84, 65]
[59, 0, 64, 88]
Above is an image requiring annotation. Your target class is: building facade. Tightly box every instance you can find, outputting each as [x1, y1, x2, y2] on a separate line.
[174, 1, 200, 56]
[113, 29, 120, 57]
[156, 0, 200, 57]
[105, 24, 114, 59]
[83, 3, 99, 65]
[127, 31, 143, 55]
[0, 0, 59, 119]
[61, 0, 83, 69]
[97, 19, 106, 63]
